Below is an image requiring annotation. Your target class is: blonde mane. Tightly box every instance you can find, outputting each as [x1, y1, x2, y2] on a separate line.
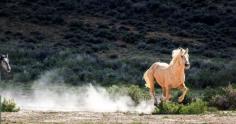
[169, 48, 184, 66]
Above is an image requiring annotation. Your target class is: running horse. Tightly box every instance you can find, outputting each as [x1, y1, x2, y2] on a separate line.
[143, 48, 190, 106]
[0, 54, 11, 73]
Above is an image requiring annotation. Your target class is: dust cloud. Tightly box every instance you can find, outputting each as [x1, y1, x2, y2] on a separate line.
[0, 70, 155, 114]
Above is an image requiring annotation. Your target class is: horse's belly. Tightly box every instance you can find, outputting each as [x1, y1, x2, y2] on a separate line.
[169, 82, 182, 88]
[154, 71, 166, 87]
[157, 74, 182, 88]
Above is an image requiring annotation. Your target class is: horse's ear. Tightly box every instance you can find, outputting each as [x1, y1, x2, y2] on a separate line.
[180, 48, 183, 52]
[185, 48, 189, 54]
[6, 53, 8, 58]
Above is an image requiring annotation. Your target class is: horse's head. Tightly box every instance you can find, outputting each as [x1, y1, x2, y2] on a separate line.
[0, 54, 11, 73]
[179, 48, 190, 70]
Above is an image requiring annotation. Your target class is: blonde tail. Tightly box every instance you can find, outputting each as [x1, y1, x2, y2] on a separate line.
[143, 70, 151, 88]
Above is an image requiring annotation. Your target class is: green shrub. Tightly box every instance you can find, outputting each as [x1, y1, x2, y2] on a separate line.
[127, 85, 150, 104]
[107, 85, 128, 97]
[1, 98, 20, 112]
[158, 101, 180, 114]
[172, 91, 194, 105]
[153, 107, 160, 114]
[154, 99, 207, 114]
[107, 85, 150, 104]
[178, 99, 207, 114]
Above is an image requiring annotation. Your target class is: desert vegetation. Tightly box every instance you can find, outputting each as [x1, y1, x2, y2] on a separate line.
[0, 1, 235, 123]
[1, 97, 20, 112]
[0, 0, 235, 88]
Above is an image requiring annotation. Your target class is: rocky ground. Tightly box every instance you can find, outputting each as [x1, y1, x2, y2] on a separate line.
[2, 110, 236, 124]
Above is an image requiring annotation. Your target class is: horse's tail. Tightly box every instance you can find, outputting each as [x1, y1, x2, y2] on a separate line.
[143, 69, 151, 89]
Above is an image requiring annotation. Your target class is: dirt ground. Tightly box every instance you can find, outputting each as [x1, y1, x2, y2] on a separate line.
[2, 110, 236, 124]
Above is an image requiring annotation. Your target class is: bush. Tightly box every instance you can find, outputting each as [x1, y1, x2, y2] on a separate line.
[206, 84, 236, 110]
[107, 85, 150, 105]
[127, 85, 150, 104]
[154, 99, 207, 114]
[158, 101, 180, 114]
[122, 32, 143, 44]
[187, 60, 236, 88]
[203, 87, 223, 102]
[107, 85, 128, 97]
[69, 20, 84, 28]
[94, 29, 115, 40]
[172, 91, 194, 105]
[178, 99, 207, 114]
[1, 98, 20, 112]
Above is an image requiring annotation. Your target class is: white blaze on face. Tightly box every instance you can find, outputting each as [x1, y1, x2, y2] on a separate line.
[183, 48, 190, 69]
[185, 54, 190, 65]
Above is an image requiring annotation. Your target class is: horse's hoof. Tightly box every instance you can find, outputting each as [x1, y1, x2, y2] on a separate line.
[178, 97, 184, 103]
[154, 102, 158, 107]
[154, 99, 158, 106]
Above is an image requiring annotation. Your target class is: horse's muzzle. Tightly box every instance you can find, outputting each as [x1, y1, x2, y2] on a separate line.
[185, 64, 190, 69]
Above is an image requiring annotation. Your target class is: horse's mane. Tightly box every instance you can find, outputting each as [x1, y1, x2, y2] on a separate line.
[169, 48, 183, 66]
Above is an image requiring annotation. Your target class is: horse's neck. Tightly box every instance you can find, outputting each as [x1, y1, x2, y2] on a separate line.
[169, 59, 185, 75]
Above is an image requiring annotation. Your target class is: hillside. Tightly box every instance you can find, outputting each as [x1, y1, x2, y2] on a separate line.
[0, 0, 235, 88]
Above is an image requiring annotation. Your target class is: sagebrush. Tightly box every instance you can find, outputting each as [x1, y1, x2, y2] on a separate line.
[1, 98, 20, 112]
[205, 84, 236, 110]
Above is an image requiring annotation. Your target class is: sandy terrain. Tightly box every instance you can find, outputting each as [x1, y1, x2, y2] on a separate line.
[2, 110, 236, 124]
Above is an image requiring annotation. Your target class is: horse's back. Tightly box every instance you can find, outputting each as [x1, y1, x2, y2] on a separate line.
[153, 62, 169, 70]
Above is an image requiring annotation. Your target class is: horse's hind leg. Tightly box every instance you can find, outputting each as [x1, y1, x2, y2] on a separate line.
[178, 84, 189, 103]
[144, 71, 157, 106]
[150, 82, 158, 106]
[149, 83, 157, 106]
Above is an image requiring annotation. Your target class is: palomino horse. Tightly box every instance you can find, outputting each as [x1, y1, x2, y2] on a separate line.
[0, 54, 11, 73]
[143, 48, 190, 106]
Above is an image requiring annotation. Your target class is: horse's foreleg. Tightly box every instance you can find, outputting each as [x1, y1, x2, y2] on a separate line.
[162, 88, 166, 99]
[178, 84, 189, 103]
[161, 88, 167, 102]
[163, 87, 171, 101]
